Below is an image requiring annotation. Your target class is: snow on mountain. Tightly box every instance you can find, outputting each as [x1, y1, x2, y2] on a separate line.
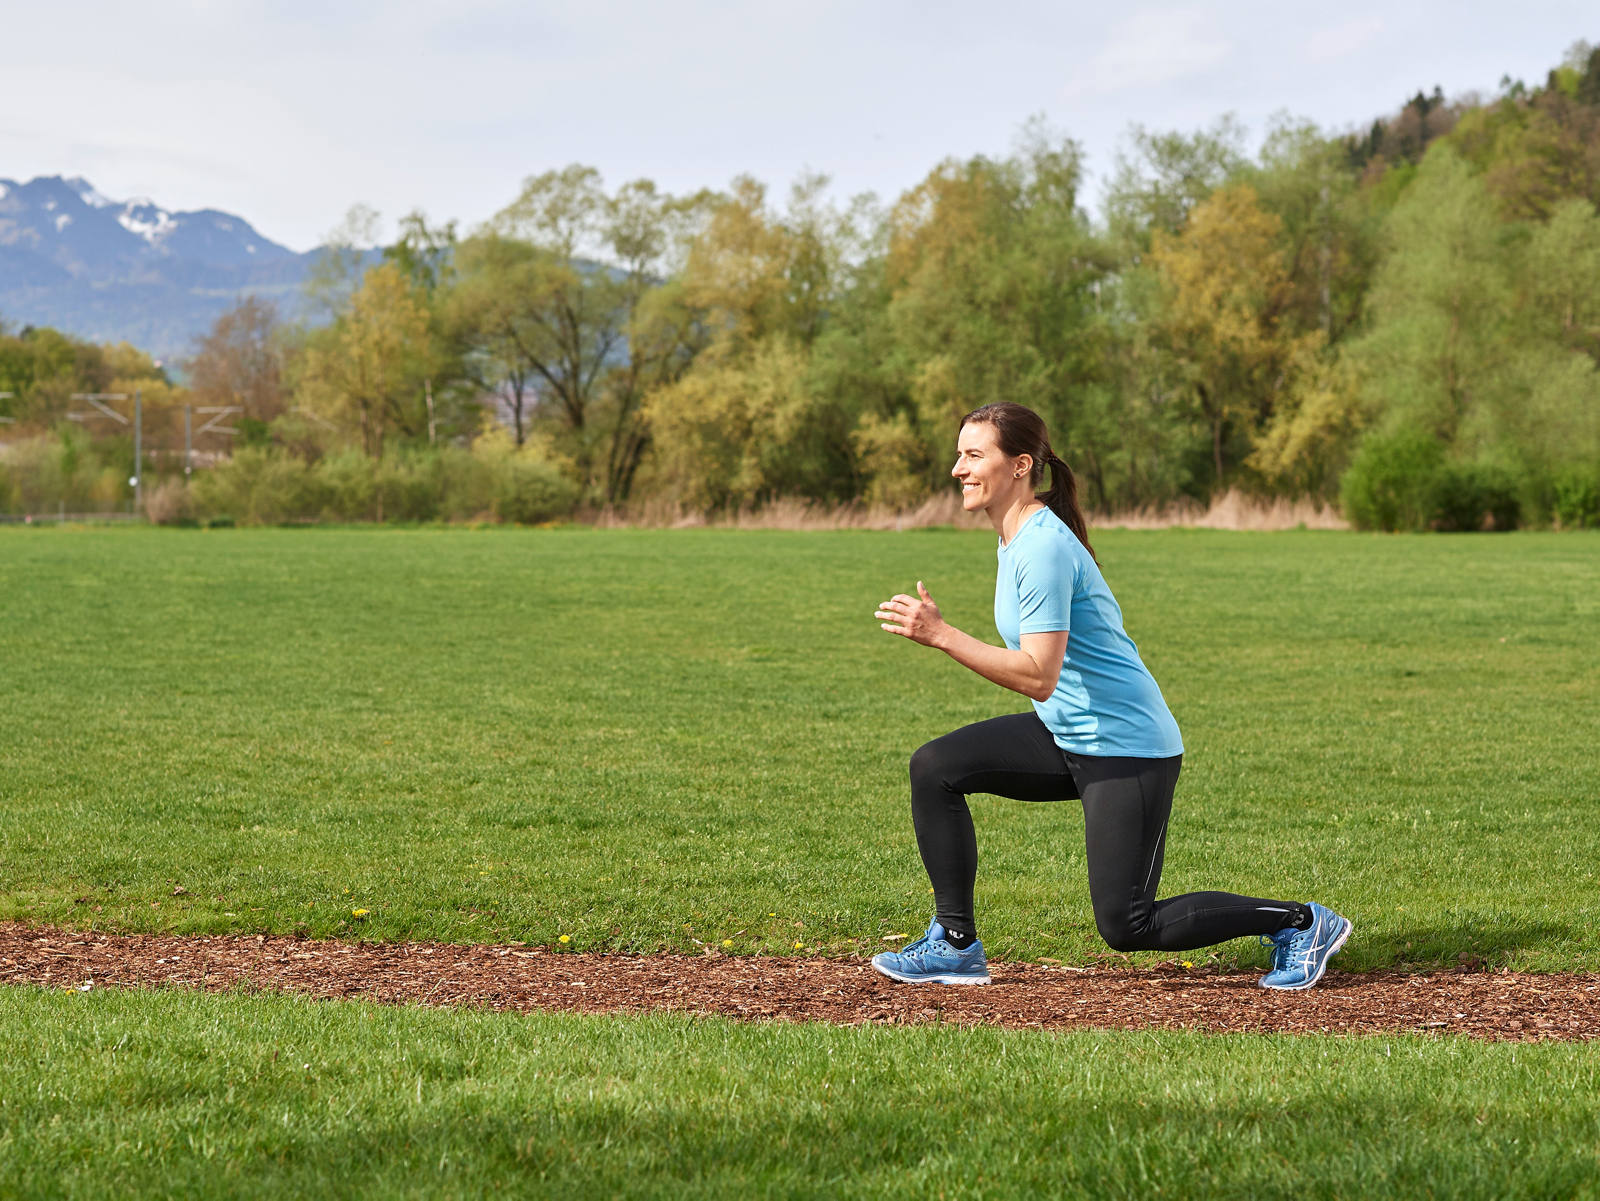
[0, 175, 299, 269]
[66, 176, 114, 208]
[0, 174, 320, 358]
[117, 200, 178, 245]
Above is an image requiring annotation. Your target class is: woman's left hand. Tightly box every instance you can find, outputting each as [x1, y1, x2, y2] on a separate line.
[876, 581, 947, 647]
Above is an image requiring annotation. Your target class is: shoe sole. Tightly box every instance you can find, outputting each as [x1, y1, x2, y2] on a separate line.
[870, 958, 990, 986]
[1259, 917, 1352, 991]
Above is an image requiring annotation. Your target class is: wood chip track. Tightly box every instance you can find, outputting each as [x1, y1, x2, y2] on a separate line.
[3, 924, 1596, 1040]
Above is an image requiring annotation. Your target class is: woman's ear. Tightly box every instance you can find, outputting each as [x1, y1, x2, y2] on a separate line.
[1013, 454, 1034, 479]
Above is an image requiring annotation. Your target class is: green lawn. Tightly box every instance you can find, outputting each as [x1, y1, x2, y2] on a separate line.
[4, 985, 1597, 1201]
[2, 526, 1597, 970]
[4, 526, 1599, 1199]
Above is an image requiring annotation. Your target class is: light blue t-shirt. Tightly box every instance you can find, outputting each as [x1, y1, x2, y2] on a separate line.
[994, 507, 1183, 758]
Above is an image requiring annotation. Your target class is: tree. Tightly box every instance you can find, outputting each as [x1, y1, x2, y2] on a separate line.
[642, 339, 837, 509]
[1346, 145, 1512, 446]
[1452, 88, 1600, 221]
[881, 127, 1110, 496]
[1147, 185, 1313, 487]
[1524, 198, 1600, 362]
[1104, 116, 1249, 250]
[381, 211, 478, 446]
[451, 167, 703, 500]
[298, 262, 431, 458]
[1249, 118, 1383, 345]
[651, 171, 873, 505]
[385, 210, 459, 295]
[305, 204, 383, 320]
[186, 297, 286, 421]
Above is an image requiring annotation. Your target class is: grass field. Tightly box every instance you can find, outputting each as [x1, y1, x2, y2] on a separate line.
[4, 985, 1599, 1201]
[3, 526, 1597, 969]
[3, 526, 1598, 1198]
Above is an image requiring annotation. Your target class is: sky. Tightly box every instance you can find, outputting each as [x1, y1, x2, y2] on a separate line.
[2, 1, 1595, 252]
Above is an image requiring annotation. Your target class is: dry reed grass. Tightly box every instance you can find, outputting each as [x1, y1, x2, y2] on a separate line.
[1102, 490, 1348, 531]
[585, 489, 1346, 532]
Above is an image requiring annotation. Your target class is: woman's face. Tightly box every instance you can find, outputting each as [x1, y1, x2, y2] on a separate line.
[952, 421, 1029, 512]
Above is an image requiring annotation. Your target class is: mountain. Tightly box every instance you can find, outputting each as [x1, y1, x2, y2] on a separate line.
[0, 175, 327, 362]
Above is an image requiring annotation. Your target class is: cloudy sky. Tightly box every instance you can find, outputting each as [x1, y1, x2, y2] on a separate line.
[2, 2, 1594, 251]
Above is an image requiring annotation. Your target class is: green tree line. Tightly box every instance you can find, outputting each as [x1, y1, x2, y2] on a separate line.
[4, 41, 1599, 529]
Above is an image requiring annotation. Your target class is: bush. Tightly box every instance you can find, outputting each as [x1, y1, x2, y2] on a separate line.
[1551, 465, 1600, 529]
[143, 478, 194, 526]
[0, 429, 139, 514]
[190, 448, 318, 525]
[1340, 430, 1444, 531]
[374, 452, 443, 523]
[315, 450, 375, 520]
[1428, 464, 1520, 532]
[0, 436, 66, 513]
[180, 442, 580, 526]
[1341, 431, 1524, 532]
[494, 458, 580, 524]
[438, 447, 497, 519]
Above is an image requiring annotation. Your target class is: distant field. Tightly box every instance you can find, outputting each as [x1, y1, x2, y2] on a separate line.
[3, 525, 1597, 971]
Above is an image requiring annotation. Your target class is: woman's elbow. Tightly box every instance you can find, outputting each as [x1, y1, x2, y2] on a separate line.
[1029, 677, 1059, 703]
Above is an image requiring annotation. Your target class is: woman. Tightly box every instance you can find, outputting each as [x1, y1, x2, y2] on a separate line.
[870, 402, 1349, 990]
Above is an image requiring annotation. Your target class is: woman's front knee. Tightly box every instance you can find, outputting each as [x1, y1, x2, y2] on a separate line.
[1095, 912, 1147, 953]
[909, 740, 947, 788]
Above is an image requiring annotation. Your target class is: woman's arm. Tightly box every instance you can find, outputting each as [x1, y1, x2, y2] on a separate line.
[876, 581, 1067, 702]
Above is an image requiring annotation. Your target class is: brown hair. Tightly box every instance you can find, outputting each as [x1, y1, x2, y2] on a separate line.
[959, 402, 1096, 562]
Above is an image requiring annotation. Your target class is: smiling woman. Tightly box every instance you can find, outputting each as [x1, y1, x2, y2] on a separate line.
[871, 402, 1351, 989]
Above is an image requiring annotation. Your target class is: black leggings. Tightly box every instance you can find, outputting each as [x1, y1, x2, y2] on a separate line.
[909, 712, 1301, 952]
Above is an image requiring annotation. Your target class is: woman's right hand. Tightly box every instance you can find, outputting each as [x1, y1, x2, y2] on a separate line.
[875, 580, 948, 649]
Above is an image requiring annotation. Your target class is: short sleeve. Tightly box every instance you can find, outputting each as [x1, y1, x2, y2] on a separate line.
[1015, 533, 1075, 635]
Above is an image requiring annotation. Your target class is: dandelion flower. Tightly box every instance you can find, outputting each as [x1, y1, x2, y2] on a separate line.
[558, 934, 570, 944]
[351, 908, 369, 917]
[1181, 961, 1193, 969]
[721, 939, 733, 948]
[793, 941, 804, 950]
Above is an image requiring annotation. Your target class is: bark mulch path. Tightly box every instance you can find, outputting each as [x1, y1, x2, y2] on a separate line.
[3, 923, 1596, 1041]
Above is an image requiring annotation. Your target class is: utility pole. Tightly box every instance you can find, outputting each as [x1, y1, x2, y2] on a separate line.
[133, 387, 143, 511]
[185, 405, 193, 477]
[425, 378, 436, 446]
[0, 390, 14, 424]
[69, 392, 134, 510]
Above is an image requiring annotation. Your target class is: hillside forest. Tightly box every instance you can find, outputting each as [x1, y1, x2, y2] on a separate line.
[3, 42, 1600, 530]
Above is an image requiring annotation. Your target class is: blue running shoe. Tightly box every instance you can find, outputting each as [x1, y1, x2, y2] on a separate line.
[1259, 902, 1351, 990]
[871, 920, 990, 985]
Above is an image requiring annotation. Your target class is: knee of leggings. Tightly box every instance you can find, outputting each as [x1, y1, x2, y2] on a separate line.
[1095, 910, 1147, 954]
[909, 741, 946, 790]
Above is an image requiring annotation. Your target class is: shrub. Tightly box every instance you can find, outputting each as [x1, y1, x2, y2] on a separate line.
[438, 447, 497, 519]
[0, 436, 67, 513]
[143, 478, 194, 525]
[1340, 430, 1444, 531]
[235, 417, 273, 449]
[315, 450, 376, 521]
[178, 440, 580, 527]
[190, 448, 318, 525]
[1551, 465, 1600, 529]
[1428, 464, 1520, 532]
[374, 452, 442, 523]
[494, 458, 579, 524]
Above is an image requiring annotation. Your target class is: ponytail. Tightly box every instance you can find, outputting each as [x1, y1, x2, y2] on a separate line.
[1040, 449, 1097, 564]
